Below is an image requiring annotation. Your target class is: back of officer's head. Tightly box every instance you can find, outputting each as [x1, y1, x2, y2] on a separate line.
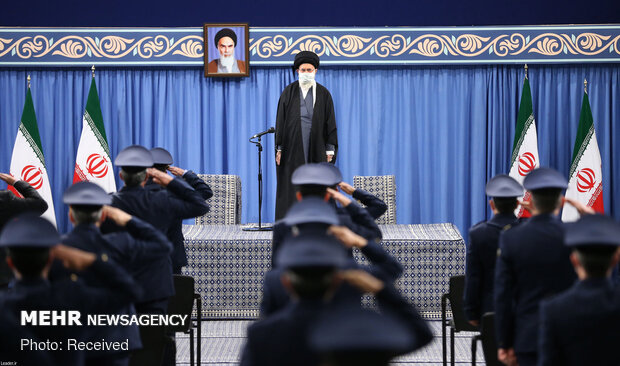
[565, 214, 620, 278]
[120, 168, 148, 187]
[493, 197, 519, 214]
[0, 214, 59, 280]
[574, 246, 619, 278]
[277, 233, 346, 300]
[531, 188, 563, 214]
[70, 205, 103, 225]
[6, 247, 50, 279]
[63, 182, 111, 225]
[523, 168, 567, 214]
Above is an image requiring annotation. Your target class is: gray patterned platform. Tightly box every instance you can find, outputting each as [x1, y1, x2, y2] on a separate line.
[182, 223, 465, 320]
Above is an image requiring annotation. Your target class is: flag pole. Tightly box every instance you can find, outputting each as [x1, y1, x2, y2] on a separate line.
[584, 78, 588, 94]
[91, 65, 95, 78]
[27, 74, 31, 89]
[524, 64, 528, 80]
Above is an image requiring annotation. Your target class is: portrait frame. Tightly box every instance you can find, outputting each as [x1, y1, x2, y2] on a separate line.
[204, 23, 250, 78]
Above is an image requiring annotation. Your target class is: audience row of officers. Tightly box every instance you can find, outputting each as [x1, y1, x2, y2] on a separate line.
[0, 145, 619, 366]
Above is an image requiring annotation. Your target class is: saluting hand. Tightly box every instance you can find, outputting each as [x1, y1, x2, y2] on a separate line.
[102, 206, 132, 227]
[563, 197, 595, 216]
[337, 181, 355, 195]
[147, 168, 173, 187]
[338, 269, 384, 294]
[328, 225, 367, 249]
[167, 166, 186, 177]
[0, 173, 17, 186]
[326, 187, 352, 207]
[51, 244, 97, 272]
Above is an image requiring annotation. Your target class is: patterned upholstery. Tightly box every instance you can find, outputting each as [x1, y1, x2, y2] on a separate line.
[182, 223, 465, 320]
[194, 174, 242, 225]
[353, 175, 397, 224]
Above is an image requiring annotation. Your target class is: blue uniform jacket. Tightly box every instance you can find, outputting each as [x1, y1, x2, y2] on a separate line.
[60, 217, 173, 310]
[144, 170, 213, 272]
[260, 239, 403, 317]
[0, 257, 139, 366]
[464, 213, 518, 321]
[494, 214, 577, 354]
[242, 282, 432, 366]
[538, 278, 620, 366]
[271, 198, 383, 266]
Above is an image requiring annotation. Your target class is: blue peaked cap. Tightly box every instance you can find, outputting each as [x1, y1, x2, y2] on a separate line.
[150, 147, 174, 165]
[0, 214, 60, 248]
[114, 145, 153, 168]
[564, 214, 620, 248]
[523, 167, 568, 190]
[63, 181, 112, 206]
[485, 174, 524, 198]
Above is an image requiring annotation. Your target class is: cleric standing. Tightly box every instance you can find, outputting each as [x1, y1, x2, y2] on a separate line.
[274, 51, 338, 220]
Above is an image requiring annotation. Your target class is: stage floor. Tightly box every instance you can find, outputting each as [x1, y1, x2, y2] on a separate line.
[182, 223, 466, 319]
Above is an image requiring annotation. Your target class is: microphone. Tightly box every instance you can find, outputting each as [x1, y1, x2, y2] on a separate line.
[251, 127, 275, 139]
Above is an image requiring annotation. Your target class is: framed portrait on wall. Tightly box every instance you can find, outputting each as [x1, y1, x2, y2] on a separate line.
[204, 23, 250, 77]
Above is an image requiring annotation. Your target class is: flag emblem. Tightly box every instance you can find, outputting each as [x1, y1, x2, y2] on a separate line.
[86, 153, 110, 179]
[518, 152, 537, 176]
[21, 165, 44, 190]
[576, 168, 596, 193]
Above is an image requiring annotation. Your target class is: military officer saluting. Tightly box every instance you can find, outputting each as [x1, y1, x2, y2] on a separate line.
[0, 214, 140, 366]
[58, 181, 174, 366]
[464, 174, 522, 327]
[147, 147, 213, 274]
[494, 167, 577, 366]
[271, 162, 383, 266]
[538, 214, 620, 366]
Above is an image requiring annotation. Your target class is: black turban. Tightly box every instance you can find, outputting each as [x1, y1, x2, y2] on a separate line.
[293, 51, 320, 71]
[214, 28, 237, 47]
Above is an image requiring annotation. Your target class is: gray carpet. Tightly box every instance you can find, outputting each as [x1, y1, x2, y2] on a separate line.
[175, 320, 486, 365]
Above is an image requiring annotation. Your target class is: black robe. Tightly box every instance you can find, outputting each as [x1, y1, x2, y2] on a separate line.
[274, 81, 338, 220]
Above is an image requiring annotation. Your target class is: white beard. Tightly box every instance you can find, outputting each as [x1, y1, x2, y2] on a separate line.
[220, 55, 235, 68]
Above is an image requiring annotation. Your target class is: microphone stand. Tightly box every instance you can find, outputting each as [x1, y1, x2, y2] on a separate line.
[243, 133, 273, 231]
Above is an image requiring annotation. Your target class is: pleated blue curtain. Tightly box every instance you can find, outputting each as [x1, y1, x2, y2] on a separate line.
[0, 65, 618, 237]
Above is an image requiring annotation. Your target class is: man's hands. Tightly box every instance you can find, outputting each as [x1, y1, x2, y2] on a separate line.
[563, 197, 595, 216]
[468, 319, 480, 327]
[147, 168, 173, 187]
[327, 187, 352, 207]
[498, 348, 518, 366]
[338, 269, 384, 294]
[326, 154, 333, 163]
[338, 182, 356, 195]
[167, 166, 186, 177]
[328, 226, 368, 249]
[276, 151, 282, 166]
[51, 245, 97, 272]
[0, 173, 17, 186]
[102, 206, 132, 227]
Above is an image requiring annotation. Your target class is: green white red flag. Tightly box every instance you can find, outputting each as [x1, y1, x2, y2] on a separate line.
[508, 76, 539, 218]
[9, 86, 57, 226]
[562, 88, 604, 221]
[72, 77, 116, 192]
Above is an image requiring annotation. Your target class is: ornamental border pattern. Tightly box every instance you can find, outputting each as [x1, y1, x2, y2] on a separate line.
[0, 26, 619, 66]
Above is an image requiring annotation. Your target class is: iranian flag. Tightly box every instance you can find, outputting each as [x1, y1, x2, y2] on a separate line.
[562, 88, 604, 222]
[73, 77, 116, 192]
[9, 86, 57, 226]
[508, 76, 540, 218]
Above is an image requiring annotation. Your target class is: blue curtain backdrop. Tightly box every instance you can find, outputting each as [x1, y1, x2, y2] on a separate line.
[0, 65, 618, 236]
